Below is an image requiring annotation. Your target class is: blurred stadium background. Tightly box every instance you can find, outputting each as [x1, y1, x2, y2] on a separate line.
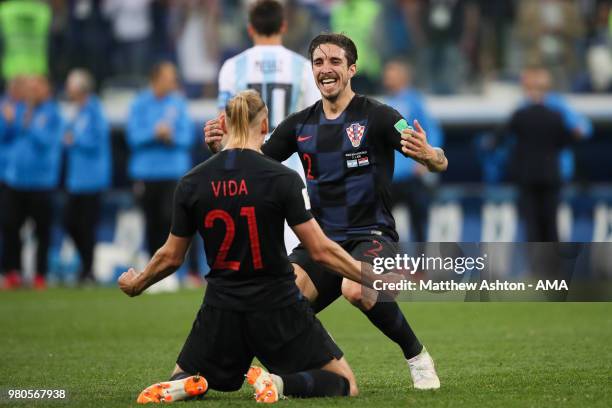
[1, 0, 612, 286]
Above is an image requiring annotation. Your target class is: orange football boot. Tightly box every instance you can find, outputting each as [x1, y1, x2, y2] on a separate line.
[136, 374, 208, 404]
[246, 366, 279, 403]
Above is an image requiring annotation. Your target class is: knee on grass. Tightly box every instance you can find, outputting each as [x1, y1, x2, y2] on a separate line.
[346, 375, 359, 397]
[320, 357, 359, 397]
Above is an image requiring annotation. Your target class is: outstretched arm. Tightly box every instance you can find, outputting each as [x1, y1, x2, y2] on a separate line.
[118, 234, 192, 297]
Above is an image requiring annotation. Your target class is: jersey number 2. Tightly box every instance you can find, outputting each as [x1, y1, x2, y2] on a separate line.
[303, 153, 315, 180]
[204, 207, 263, 270]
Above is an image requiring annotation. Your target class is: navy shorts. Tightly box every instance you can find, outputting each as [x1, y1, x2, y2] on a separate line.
[289, 235, 399, 312]
[176, 298, 343, 391]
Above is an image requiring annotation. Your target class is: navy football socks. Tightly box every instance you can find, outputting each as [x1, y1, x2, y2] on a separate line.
[280, 369, 350, 398]
[363, 301, 423, 359]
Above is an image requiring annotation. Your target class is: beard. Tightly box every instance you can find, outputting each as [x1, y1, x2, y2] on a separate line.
[323, 91, 340, 103]
[319, 77, 349, 103]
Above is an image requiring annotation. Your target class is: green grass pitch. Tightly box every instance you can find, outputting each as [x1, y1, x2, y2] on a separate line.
[1, 288, 610, 407]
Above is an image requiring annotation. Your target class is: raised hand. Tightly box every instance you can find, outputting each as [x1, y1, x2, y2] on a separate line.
[401, 119, 447, 172]
[204, 113, 225, 153]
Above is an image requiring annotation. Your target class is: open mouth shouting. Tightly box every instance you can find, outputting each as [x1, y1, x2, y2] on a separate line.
[319, 76, 338, 92]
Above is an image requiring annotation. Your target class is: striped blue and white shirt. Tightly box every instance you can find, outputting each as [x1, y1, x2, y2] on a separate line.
[218, 45, 319, 130]
[218, 45, 320, 251]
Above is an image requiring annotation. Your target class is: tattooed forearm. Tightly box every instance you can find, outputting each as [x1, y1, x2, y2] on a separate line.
[426, 147, 448, 172]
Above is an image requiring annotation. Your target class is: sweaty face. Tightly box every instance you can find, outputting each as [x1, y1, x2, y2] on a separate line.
[311, 44, 355, 102]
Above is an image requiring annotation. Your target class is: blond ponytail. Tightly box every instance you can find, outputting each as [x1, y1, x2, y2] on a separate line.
[225, 90, 267, 149]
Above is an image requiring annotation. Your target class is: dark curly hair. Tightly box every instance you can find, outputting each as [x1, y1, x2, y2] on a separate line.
[308, 33, 358, 66]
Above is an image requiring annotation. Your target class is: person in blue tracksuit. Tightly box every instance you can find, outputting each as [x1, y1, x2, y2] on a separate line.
[126, 62, 194, 256]
[0, 76, 26, 282]
[383, 60, 444, 242]
[1, 76, 64, 289]
[63, 69, 112, 284]
[1, 77, 26, 187]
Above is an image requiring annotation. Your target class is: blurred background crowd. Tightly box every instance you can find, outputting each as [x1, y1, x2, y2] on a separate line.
[0, 0, 611, 289]
[0, 0, 611, 96]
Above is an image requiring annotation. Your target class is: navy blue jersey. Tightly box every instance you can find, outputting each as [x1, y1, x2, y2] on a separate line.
[171, 149, 312, 310]
[262, 95, 407, 241]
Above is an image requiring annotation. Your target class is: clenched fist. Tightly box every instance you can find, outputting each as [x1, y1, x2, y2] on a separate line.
[118, 268, 142, 297]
